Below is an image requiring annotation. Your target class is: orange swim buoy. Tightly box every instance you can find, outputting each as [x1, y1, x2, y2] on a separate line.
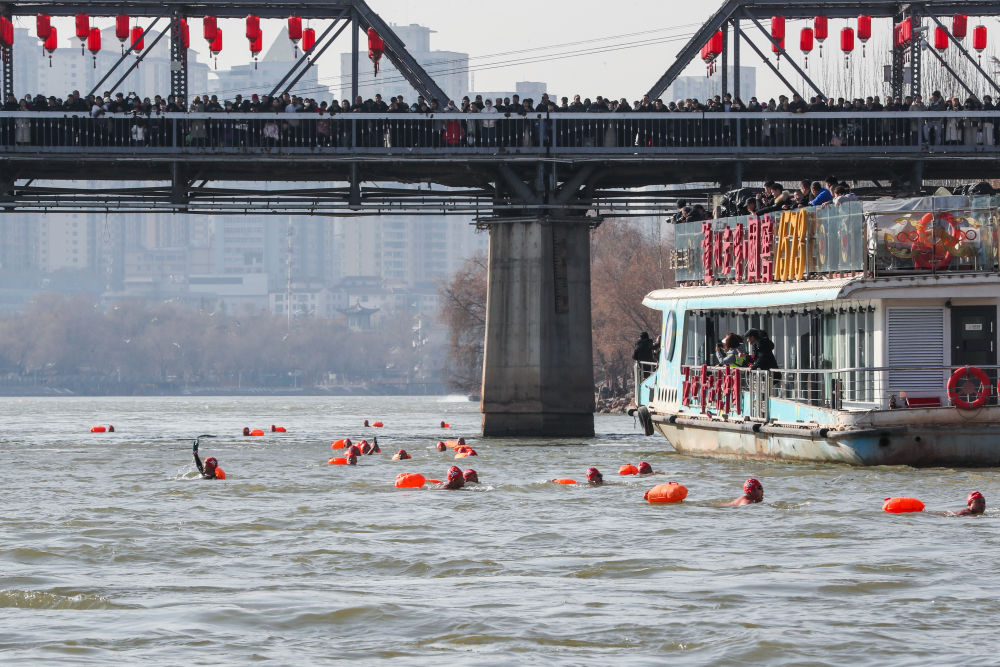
[883, 497, 925, 513]
[373, 421, 384, 428]
[215, 468, 226, 480]
[90, 426, 106, 433]
[331, 439, 351, 450]
[395, 472, 426, 488]
[644, 483, 689, 504]
[273, 426, 287, 433]
[427, 479, 442, 484]
[250, 429, 265, 436]
[443, 440, 461, 449]
[329, 457, 348, 465]
[619, 464, 639, 476]
[553, 479, 578, 485]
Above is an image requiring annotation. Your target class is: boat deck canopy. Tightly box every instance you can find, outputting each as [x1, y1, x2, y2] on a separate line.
[643, 277, 860, 310]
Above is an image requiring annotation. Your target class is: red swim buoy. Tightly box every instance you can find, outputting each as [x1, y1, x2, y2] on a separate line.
[395, 472, 426, 488]
[329, 457, 348, 465]
[331, 439, 351, 450]
[553, 478, 578, 485]
[372, 421, 384, 428]
[947, 366, 991, 410]
[215, 468, 226, 480]
[272, 426, 286, 433]
[644, 483, 688, 504]
[250, 429, 265, 436]
[883, 497, 925, 513]
[90, 426, 106, 433]
[619, 464, 640, 476]
[426, 479, 442, 484]
[441, 422, 451, 429]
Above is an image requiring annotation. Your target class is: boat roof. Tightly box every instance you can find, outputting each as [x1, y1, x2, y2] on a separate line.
[644, 273, 1000, 310]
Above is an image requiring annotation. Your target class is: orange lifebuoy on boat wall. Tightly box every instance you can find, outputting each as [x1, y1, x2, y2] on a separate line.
[883, 497, 925, 513]
[947, 366, 991, 410]
[619, 464, 639, 476]
[644, 483, 688, 504]
[395, 472, 426, 488]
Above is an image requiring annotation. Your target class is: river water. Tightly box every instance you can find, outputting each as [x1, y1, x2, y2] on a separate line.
[1, 395, 999, 664]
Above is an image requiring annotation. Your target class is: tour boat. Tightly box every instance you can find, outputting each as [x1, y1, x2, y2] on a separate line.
[632, 194, 1000, 466]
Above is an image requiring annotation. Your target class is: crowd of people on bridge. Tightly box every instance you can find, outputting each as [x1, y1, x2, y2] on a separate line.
[2, 88, 998, 149]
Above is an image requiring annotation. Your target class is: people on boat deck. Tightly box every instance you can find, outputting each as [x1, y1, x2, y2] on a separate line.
[632, 332, 656, 364]
[192, 436, 220, 480]
[586, 467, 604, 486]
[956, 491, 986, 516]
[726, 478, 764, 506]
[744, 329, 779, 371]
[715, 333, 748, 367]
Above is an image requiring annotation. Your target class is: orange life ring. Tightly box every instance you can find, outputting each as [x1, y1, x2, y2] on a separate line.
[912, 212, 962, 271]
[882, 497, 924, 513]
[644, 483, 688, 504]
[947, 366, 991, 410]
[619, 464, 639, 476]
[395, 473, 426, 488]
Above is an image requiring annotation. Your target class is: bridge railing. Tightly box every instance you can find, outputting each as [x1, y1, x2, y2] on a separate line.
[0, 111, 998, 154]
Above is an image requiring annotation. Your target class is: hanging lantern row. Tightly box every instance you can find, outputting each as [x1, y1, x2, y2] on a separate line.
[368, 28, 384, 76]
[699, 29, 723, 77]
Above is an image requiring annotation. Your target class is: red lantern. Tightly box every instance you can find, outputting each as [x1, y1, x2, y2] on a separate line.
[131, 26, 144, 53]
[770, 16, 785, 64]
[176, 18, 189, 49]
[203, 16, 217, 43]
[288, 16, 302, 41]
[901, 19, 912, 45]
[953, 14, 968, 40]
[116, 15, 130, 42]
[246, 15, 260, 40]
[209, 30, 222, 68]
[701, 30, 723, 76]
[0, 18, 12, 48]
[75, 13, 89, 55]
[840, 27, 854, 68]
[368, 28, 384, 76]
[973, 25, 987, 64]
[857, 15, 871, 57]
[302, 27, 316, 53]
[800, 28, 814, 67]
[87, 27, 100, 67]
[36, 14, 51, 41]
[43, 25, 56, 66]
[934, 26, 949, 51]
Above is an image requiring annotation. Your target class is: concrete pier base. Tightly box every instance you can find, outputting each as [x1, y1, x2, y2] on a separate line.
[480, 217, 595, 437]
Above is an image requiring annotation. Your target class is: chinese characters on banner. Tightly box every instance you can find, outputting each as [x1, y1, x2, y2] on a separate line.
[681, 365, 742, 415]
[701, 215, 775, 284]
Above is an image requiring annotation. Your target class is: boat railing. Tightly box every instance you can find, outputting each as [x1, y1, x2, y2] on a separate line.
[634, 361, 659, 405]
[769, 365, 1000, 411]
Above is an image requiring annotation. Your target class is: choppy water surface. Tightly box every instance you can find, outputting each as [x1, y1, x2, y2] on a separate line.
[2, 396, 1000, 664]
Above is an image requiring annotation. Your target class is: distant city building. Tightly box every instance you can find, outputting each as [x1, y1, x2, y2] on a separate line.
[209, 35, 329, 100]
[665, 66, 756, 103]
[340, 24, 468, 103]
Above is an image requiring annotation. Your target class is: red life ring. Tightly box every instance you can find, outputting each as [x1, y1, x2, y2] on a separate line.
[947, 366, 991, 410]
[912, 212, 962, 271]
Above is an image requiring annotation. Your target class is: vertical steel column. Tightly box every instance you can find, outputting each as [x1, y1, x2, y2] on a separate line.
[732, 19, 740, 100]
[1, 10, 12, 102]
[909, 17, 922, 99]
[351, 8, 359, 102]
[170, 12, 188, 107]
[720, 22, 729, 98]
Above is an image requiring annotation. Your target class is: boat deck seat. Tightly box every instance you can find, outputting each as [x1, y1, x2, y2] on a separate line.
[905, 396, 942, 408]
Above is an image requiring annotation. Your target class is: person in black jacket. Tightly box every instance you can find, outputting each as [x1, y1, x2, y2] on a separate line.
[192, 435, 221, 479]
[744, 329, 779, 371]
[632, 332, 656, 363]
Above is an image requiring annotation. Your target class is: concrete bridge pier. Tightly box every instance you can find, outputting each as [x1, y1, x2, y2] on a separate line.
[480, 216, 596, 437]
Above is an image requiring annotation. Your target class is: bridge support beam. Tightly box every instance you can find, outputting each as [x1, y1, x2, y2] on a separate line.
[480, 216, 596, 437]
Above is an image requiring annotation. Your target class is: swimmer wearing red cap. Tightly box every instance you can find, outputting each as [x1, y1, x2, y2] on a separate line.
[638, 462, 654, 475]
[438, 465, 465, 490]
[726, 478, 763, 506]
[586, 467, 603, 486]
[463, 469, 479, 484]
[192, 435, 220, 479]
[956, 491, 986, 516]
[346, 454, 358, 466]
[392, 449, 411, 461]
[436, 441, 447, 452]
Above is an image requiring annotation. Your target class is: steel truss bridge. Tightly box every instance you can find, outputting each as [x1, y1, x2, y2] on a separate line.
[1, 0, 999, 436]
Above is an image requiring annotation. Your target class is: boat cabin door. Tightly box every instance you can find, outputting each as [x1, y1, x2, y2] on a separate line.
[950, 306, 997, 370]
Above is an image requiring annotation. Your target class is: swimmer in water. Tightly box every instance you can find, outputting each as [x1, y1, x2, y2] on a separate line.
[346, 444, 362, 458]
[725, 478, 764, 506]
[360, 442, 372, 455]
[392, 449, 411, 461]
[586, 467, 603, 486]
[436, 441, 447, 452]
[371, 437, 380, 454]
[192, 434, 219, 479]
[638, 461, 654, 475]
[438, 466, 465, 490]
[463, 469, 479, 484]
[108, 425, 115, 433]
[242, 427, 250, 436]
[346, 454, 358, 466]
[956, 491, 986, 516]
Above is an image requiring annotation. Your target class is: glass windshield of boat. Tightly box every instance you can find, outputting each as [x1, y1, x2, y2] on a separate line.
[672, 196, 1000, 284]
